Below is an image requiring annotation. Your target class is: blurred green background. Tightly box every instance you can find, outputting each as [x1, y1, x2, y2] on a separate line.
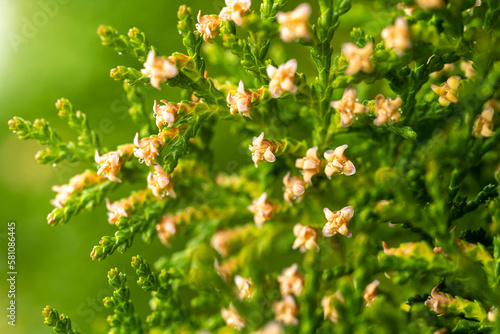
[0, 1, 387, 333]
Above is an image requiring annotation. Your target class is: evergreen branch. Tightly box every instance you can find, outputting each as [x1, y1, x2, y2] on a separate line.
[97, 25, 152, 62]
[42, 306, 80, 334]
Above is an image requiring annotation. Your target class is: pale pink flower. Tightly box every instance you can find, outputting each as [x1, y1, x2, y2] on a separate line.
[227, 81, 254, 118]
[133, 133, 164, 166]
[277, 3, 311, 42]
[141, 50, 178, 90]
[219, 0, 251, 26]
[417, 0, 446, 10]
[50, 171, 103, 208]
[460, 60, 476, 79]
[221, 304, 245, 329]
[295, 147, 321, 185]
[196, 11, 221, 43]
[322, 291, 344, 324]
[381, 17, 411, 56]
[293, 224, 319, 252]
[430, 63, 455, 78]
[373, 94, 402, 125]
[363, 280, 380, 305]
[156, 215, 177, 246]
[106, 198, 129, 225]
[397, 3, 417, 16]
[472, 106, 495, 138]
[324, 145, 356, 178]
[153, 100, 178, 130]
[95, 150, 123, 182]
[278, 264, 304, 296]
[273, 295, 299, 325]
[211, 230, 238, 257]
[331, 87, 368, 127]
[430, 76, 461, 107]
[249, 132, 276, 167]
[147, 164, 176, 199]
[235, 275, 253, 299]
[425, 285, 454, 314]
[252, 322, 284, 334]
[342, 42, 374, 75]
[283, 172, 306, 205]
[247, 193, 275, 228]
[267, 59, 297, 98]
[323, 206, 354, 238]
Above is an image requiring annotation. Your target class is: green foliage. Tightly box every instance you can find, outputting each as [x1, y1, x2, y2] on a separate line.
[42, 305, 80, 334]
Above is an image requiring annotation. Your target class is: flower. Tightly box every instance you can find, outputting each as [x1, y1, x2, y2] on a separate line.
[373, 94, 402, 125]
[273, 295, 299, 325]
[460, 60, 476, 79]
[267, 59, 297, 98]
[397, 3, 417, 16]
[292, 224, 319, 252]
[331, 87, 368, 127]
[472, 106, 495, 138]
[156, 215, 177, 246]
[247, 193, 275, 228]
[196, 11, 220, 43]
[221, 304, 245, 329]
[227, 81, 256, 118]
[252, 322, 284, 334]
[235, 275, 253, 299]
[425, 285, 454, 314]
[147, 164, 176, 199]
[363, 280, 380, 305]
[219, 0, 251, 26]
[106, 198, 129, 224]
[141, 50, 178, 90]
[211, 230, 238, 257]
[153, 100, 178, 130]
[322, 291, 344, 324]
[133, 133, 164, 166]
[295, 147, 321, 184]
[430, 76, 461, 107]
[51, 171, 104, 208]
[324, 145, 356, 178]
[416, 0, 446, 9]
[278, 264, 304, 296]
[488, 306, 498, 322]
[95, 150, 123, 182]
[283, 172, 306, 205]
[342, 42, 374, 75]
[323, 206, 354, 238]
[249, 132, 277, 167]
[276, 3, 311, 42]
[430, 63, 455, 78]
[381, 17, 411, 56]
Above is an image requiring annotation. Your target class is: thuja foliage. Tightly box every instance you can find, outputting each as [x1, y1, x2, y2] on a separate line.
[8, 0, 500, 333]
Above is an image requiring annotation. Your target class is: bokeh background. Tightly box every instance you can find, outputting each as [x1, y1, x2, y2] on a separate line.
[0, 1, 389, 333]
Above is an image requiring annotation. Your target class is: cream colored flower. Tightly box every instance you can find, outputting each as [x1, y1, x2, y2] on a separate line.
[467, 0, 482, 15]
[283, 172, 306, 205]
[153, 100, 178, 130]
[248, 193, 275, 228]
[196, 11, 220, 43]
[373, 94, 402, 125]
[293, 224, 319, 252]
[295, 146, 321, 185]
[342, 42, 374, 75]
[147, 164, 176, 199]
[219, 0, 251, 26]
[273, 295, 299, 325]
[277, 3, 311, 42]
[323, 206, 353, 238]
[249, 132, 276, 167]
[228, 81, 254, 118]
[381, 17, 411, 56]
[430, 63, 455, 78]
[460, 60, 476, 79]
[106, 198, 129, 224]
[221, 304, 245, 329]
[235, 275, 253, 299]
[141, 50, 178, 90]
[267, 59, 297, 98]
[252, 322, 284, 334]
[278, 264, 304, 296]
[363, 280, 380, 305]
[156, 215, 177, 246]
[322, 291, 344, 324]
[211, 230, 237, 257]
[51, 183, 74, 208]
[95, 150, 123, 182]
[472, 106, 495, 138]
[430, 76, 461, 107]
[133, 133, 164, 166]
[331, 88, 368, 127]
[416, 0, 445, 9]
[425, 285, 454, 314]
[324, 145, 356, 178]
[51, 171, 103, 208]
[397, 3, 417, 16]
[488, 306, 498, 322]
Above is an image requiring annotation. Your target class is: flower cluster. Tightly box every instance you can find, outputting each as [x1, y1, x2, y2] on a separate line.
[249, 132, 277, 167]
[247, 193, 276, 228]
[430, 76, 461, 107]
[141, 50, 178, 90]
[51, 171, 105, 208]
